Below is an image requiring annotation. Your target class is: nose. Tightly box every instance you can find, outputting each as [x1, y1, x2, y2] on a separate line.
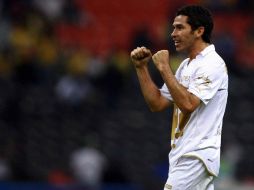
[171, 29, 176, 38]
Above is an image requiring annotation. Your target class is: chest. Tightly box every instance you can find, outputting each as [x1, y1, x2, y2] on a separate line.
[177, 64, 195, 88]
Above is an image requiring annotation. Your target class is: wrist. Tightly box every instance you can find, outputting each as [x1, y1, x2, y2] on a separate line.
[134, 62, 148, 69]
[159, 64, 172, 73]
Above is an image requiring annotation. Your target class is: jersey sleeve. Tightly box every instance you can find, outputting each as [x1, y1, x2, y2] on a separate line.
[188, 64, 225, 105]
[160, 83, 173, 101]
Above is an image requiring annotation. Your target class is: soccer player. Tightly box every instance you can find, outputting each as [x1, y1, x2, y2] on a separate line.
[130, 5, 228, 190]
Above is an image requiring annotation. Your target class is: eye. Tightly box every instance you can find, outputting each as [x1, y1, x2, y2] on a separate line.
[177, 25, 184, 30]
[173, 24, 184, 31]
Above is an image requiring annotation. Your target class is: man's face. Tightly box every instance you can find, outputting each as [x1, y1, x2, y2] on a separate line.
[171, 15, 196, 52]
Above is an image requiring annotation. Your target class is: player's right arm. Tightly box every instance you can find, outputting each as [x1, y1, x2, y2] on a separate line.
[130, 47, 171, 112]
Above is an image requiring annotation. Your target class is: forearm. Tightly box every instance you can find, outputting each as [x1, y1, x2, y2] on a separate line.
[151, 49, 199, 113]
[135, 66, 169, 112]
[130, 47, 171, 111]
[160, 68, 198, 114]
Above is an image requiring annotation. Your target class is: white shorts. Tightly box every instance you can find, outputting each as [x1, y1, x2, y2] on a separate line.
[164, 156, 214, 190]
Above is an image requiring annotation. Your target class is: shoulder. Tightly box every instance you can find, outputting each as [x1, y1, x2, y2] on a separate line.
[191, 54, 228, 88]
[178, 58, 189, 68]
[207, 50, 225, 65]
[198, 49, 227, 75]
[175, 58, 189, 73]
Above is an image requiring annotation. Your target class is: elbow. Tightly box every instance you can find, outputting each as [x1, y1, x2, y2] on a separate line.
[180, 104, 196, 114]
[148, 104, 165, 112]
[180, 106, 196, 114]
[178, 97, 200, 114]
[146, 95, 170, 112]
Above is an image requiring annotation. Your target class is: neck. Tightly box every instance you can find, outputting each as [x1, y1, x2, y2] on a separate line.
[188, 41, 210, 60]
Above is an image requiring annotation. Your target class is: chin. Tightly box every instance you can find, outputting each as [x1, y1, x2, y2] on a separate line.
[175, 47, 183, 52]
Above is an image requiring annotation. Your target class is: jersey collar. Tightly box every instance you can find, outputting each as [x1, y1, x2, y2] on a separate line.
[185, 44, 215, 65]
[198, 44, 215, 57]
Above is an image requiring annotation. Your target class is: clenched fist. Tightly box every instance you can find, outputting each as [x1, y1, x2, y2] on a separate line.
[130, 46, 152, 68]
[152, 50, 170, 72]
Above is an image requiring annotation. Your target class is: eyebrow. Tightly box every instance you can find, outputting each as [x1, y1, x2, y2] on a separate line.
[173, 23, 184, 28]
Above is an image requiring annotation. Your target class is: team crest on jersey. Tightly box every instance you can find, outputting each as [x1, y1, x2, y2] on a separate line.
[180, 75, 190, 87]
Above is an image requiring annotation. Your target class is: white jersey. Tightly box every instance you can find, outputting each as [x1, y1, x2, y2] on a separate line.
[160, 45, 228, 176]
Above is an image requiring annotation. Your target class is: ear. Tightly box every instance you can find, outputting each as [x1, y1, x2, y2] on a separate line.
[195, 26, 205, 38]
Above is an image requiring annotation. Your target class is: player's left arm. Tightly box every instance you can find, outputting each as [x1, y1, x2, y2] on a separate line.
[152, 50, 200, 114]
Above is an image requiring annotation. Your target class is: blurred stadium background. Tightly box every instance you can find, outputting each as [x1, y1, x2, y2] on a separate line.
[0, 0, 253, 190]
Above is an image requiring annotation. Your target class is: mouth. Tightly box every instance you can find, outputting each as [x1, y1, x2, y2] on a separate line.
[174, 40, 181, 47]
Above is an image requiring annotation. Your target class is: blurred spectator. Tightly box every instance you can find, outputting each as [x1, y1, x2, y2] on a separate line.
[55, 74, 92, 106]
[70, 146, 107, 190]
[213, 30, 238, 75]
[98, 50, 131, 108]
[0, 156, 11, 180]
[131, 26, 154, 51]
[32, 0, 66, 22]
[237, 19, 254, 71]
[55, 49, 93, 106]
[0, 19, 11, 50]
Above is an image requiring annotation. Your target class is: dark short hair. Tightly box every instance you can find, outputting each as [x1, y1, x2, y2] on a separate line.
[176, 5, 213, 43]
